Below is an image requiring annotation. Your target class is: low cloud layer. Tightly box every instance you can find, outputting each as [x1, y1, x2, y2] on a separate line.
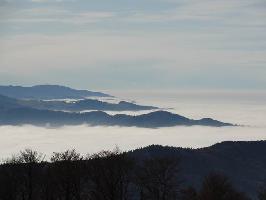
[0, 125, 265, 160]
[0, 90, 265, 159]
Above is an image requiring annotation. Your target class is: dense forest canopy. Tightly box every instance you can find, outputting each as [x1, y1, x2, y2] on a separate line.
[1, 141, 266, 200]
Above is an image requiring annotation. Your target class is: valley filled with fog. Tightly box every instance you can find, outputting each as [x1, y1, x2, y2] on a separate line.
[0, 90, 265, 158]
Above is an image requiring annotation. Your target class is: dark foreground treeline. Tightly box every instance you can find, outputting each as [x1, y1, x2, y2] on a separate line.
[0, 148, 266, 200]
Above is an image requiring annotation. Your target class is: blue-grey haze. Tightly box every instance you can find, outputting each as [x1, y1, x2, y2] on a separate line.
[0, 0, 265, 90]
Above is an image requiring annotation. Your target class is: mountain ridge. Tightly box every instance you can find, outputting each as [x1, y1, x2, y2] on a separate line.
[0, 94, 157, 112]
[0, 85, 112, 99]
[0, 87, 235, 128]
[0, 107, 234, 128]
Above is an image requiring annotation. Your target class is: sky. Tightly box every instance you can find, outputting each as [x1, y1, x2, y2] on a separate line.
[0, 0, 265, 90]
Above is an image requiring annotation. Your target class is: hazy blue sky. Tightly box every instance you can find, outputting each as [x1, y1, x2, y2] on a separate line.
[0, 0, 265, 90]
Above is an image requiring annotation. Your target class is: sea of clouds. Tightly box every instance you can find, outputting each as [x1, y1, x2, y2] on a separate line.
[0, 90, 265, 159]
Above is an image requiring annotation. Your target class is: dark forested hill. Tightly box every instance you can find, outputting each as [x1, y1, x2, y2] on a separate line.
[0, 141, 265, 199]
[130, 141, 266, 198]
[0, 85, 111, 99]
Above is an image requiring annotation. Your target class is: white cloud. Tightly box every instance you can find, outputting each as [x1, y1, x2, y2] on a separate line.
[31, 0, 47, 2]
[0, 0, 265, 89]
[0, 32, 265, 75]
[124, 0, 266, 27]
[0, 7, 115, 24]
[1, 0, 265, 26]
[0, 91, 266, 158]
[1, 125, 265, 159]
[30, 0, 75, 2]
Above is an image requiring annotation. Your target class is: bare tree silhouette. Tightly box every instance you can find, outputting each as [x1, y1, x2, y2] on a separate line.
[258, 185, 266, 200]
[134, 156, 180, 200]
[198, 173, 250, 200]
[50, 149, 84, 200]
[87, 148, 134, 200]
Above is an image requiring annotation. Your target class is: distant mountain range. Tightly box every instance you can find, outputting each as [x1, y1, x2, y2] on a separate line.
[0, 85, 111, 99]
[130, 141, 266, 198]
[0, 105, 233, 128]
[0, 94, 157, 112]
[0, 85, 234, 127]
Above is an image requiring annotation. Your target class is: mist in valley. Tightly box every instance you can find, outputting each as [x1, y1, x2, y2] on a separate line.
[0, 90, 265, 159]
[0, 124, 265, 159]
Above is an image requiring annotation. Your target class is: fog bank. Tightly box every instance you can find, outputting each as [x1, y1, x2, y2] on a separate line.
[0, 125, 265, 159]
[1, 90, 265, 159]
